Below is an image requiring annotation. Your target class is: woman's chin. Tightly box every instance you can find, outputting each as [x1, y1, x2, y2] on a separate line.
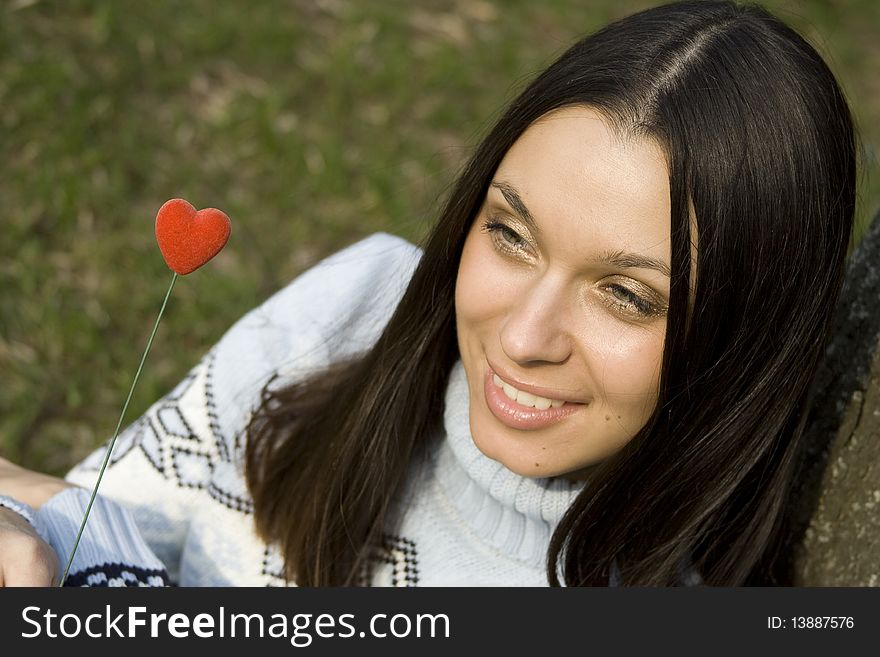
[472, 435, 558, 478]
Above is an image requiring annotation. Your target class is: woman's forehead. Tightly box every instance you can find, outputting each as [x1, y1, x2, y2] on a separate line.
[490, 106, 672, 269]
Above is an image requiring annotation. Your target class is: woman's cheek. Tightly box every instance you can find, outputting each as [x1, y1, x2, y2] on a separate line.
[597, 328, 664, 422]
[458, 243, 518, 321]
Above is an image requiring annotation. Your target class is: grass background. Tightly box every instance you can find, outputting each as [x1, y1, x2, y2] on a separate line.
[2, 0, 878, 476]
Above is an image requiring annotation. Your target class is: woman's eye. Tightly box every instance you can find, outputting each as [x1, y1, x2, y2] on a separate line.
[480, 218, 664, 320]
[481, 219, 529, 255]
[606, 284, 657, 317]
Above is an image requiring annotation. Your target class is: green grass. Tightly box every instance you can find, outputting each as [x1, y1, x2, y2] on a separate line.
[2, 0, 878, 475]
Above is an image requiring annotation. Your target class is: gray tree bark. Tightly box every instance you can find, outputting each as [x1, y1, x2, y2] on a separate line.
[771, 209, 880, 585]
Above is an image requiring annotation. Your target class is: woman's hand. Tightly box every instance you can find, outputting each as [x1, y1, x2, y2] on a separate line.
[0, 456, 77, 509]
[0, 507, 59, 586]
[0, 457, 72, 586]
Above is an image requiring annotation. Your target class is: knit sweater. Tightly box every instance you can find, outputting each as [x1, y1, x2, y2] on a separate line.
[23, 232, 701, 587]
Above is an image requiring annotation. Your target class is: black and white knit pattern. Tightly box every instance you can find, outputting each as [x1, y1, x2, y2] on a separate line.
[63, 563, 172, 587]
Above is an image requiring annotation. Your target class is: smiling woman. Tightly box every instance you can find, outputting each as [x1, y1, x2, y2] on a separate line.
[0, 0, 857, 587]
[456, 107, 672, 482]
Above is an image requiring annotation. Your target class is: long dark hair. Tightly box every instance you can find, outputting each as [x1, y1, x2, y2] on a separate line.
[245, 0, 856, 586]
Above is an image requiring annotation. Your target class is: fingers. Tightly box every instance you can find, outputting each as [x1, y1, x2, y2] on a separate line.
[0, 508, 61, 587]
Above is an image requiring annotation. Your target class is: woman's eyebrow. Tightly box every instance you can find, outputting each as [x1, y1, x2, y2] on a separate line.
[599, 249, 671, 277]
[489, 180, 671, 278]
[491, 181, 539, 233]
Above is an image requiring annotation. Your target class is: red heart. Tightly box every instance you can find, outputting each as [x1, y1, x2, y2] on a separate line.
[155, 199, 231, 275]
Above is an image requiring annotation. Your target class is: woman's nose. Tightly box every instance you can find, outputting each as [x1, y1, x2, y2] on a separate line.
[499, 278, 572, 364]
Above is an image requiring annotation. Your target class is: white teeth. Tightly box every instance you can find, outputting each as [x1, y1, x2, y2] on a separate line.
[535, 397, 554, 410]
[493, 373, 566, 409]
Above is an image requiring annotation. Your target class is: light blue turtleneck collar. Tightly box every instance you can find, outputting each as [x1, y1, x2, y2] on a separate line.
[433, 358, 588, 572]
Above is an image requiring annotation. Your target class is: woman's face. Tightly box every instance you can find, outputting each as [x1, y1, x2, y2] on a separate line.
[455, 105, 672, 481]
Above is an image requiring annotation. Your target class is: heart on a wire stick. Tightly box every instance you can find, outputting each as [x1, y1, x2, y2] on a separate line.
[155, 198, 231, 275]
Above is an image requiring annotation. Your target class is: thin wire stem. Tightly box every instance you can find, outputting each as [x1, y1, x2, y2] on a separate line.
[59, 272, 178, 586]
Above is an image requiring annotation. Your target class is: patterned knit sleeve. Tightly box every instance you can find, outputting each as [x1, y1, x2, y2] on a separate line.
[62, 348, 223, 585]
[35, 487, 172, 587]
[63, 232, 422, 586]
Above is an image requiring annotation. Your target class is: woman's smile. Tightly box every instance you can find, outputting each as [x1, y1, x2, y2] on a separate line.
[483, 363, 586, 430]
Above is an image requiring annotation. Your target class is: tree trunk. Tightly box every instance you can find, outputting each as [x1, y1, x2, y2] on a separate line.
[768, 210, 880, 585]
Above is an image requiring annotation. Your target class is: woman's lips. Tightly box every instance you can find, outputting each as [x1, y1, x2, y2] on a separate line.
[483, 366, 585, 430]
[488, 360, 588, 403]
